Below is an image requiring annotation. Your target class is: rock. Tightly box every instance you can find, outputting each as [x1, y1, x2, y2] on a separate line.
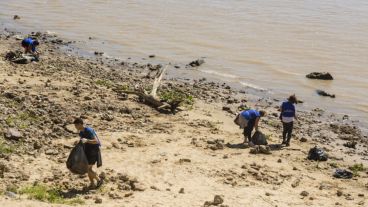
[5, 191, 17, 198]
[132, 182, 146, 191]
[4, 91, 17, 99]
[291, 179, 301, 188]
[94, 51, 104, 56]
[316, 90, 335, 98]
[112, 142, 120, 149]
[187, 59, 205, 67]
[179, 188, 185, 194]
[13, 15, 20, 20]
[277, 159, 282, 163]
[222, 106, 233, 114]
[45, 149, 58, 155]
[101, 113, 114, 121]
[343, 141, 357, 149]
[33, 142, 42, 150]
[95, 197, 102, 203]
[300, 137, 308, 142]
[336, 190, 343, 197]
[149, 55, 155, 58]
[249, 146, 271, 154]
[64, 124, 76, 133]
[300, 191, 309, 197]
[179, 158, 191, 163]
[306, 72, 333, 80]
[213, 195, 224, 205]
[4, 128, 22, 141]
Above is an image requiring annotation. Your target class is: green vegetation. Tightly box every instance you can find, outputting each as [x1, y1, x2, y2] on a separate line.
[5, 112, 40, 129]
[95, 79, 113, 88]
[329, 162, 339, 168]
[0, 141, 15, 154]
[238, 105, 250, 111]
[159, 89, 194, 107]
[349, 163, 365, 176]
[114, 84, 131, 91]
[20, 184, 84, 205]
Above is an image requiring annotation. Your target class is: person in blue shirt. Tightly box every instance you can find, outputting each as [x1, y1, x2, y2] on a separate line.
[240, 109, 266, 146]
[280, 95, 298, 146]
[73, 118, 103, 188]
[21, 37, 39, 54]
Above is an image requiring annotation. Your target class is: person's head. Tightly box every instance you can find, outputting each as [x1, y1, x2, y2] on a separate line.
[259, 110, 266, 117]
[33, 40, 39, 46]
[288, 94, 298, 104]
[73, 118, 84, 131]
[21, 40, 28, 48]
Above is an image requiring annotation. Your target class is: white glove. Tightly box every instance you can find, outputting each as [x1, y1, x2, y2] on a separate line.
[81, 138, 88, 144]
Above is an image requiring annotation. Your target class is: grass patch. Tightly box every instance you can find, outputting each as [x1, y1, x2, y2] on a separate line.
[329, 162, 339, 168]
[0, 141, 15, 154]
[159, 89, 194, 107]
[20, 184, 84, 205]
[349, 163, 365, 176]
[95, 79, 113, 88]
[5, 112, 40, 129]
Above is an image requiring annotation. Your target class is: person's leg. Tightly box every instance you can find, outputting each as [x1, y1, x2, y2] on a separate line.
[246, 119, 255, 143]
[88, 165, 99, 187]
[286, 122, 293, 146]
[282, 122, 287, 144]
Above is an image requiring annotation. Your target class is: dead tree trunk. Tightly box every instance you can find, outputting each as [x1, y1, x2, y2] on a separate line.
[122, 65, 175, 112]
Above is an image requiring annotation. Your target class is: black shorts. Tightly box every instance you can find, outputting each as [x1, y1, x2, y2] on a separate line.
[84, 144, 100, 165]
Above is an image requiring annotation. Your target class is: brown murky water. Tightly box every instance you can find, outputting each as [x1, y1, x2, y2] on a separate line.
[1, 0, 367, 126]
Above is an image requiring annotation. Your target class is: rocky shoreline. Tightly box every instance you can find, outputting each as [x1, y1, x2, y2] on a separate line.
[0, 29, 367, 206]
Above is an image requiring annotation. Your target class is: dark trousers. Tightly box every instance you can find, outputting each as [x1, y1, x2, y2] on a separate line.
[282, 121, 293, 144]
[243, 119, 255, 142]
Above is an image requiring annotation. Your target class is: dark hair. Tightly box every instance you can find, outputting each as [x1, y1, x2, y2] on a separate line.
[288, 94, 298, 104]
[21, 39, 28, 47]
[259, 110, 266, 117]
[73, 118, 84, 125]
[33, 40, 39, 46]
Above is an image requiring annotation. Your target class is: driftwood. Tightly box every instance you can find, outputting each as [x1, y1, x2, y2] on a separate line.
[122, 65, 182, 113]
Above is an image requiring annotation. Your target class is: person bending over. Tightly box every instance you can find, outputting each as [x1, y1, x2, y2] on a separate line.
[21, 37, 39, 54]
[236, 109, 266, 146]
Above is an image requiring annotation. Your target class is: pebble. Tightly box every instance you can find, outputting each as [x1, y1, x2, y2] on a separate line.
[94, 197, 102, 204]
[300, 191, 309, 197]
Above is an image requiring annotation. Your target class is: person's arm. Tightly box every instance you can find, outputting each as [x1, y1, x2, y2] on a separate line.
[279, 104, 284, 120]
[254, 117, 260, 131]
[81, 128, 99, 144]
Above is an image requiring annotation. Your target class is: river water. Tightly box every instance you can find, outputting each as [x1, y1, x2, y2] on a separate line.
[0, 0, 367, 127]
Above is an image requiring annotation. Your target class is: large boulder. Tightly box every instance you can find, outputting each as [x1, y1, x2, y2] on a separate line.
[306, 72, 333, 80]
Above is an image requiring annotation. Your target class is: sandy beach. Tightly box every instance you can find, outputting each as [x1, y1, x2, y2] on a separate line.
[0, 30, 367, 207]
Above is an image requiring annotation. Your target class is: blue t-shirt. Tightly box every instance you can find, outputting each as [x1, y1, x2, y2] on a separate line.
[22, 38, 37, 52]
[241, 109, 260, 120]
[79, 127, 100, 146]
[281, 101, 295, 117]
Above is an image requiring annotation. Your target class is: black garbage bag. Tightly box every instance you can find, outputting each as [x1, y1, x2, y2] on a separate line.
[66, 142, 89, 174]
[251, 131, 268, 145]
[307, 146, 328, 161]
[333, 169, 353, 179]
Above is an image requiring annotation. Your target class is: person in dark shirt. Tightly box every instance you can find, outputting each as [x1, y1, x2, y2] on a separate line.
[21, 37, 39, 54]
[73, 118, 103, 188]
[280, 95, 298, 146]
